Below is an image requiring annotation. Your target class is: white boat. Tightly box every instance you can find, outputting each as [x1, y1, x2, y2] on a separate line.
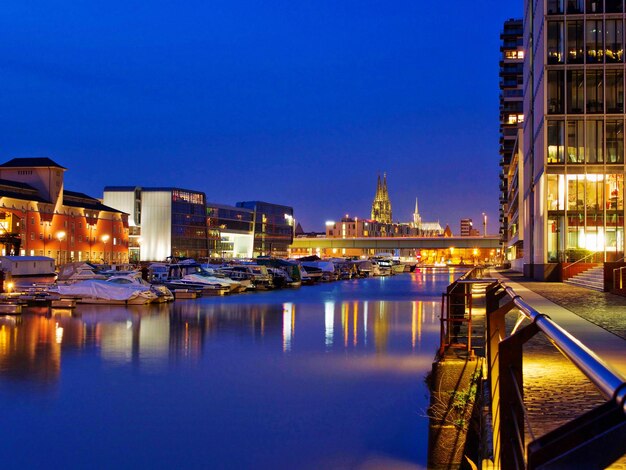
[181, 273, 246, 294]
[106, 273, 174, 302]
[53, 279, 158, 305]
[57, 262, 107, 283]
[217, 265, 274, 290]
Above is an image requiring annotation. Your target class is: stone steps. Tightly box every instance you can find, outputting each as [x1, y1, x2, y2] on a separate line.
[564, 266, 604, 291]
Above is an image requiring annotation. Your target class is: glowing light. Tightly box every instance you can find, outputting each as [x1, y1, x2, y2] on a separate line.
[325, 221, 335, 226]
[55, 323, 64, 344]
[325, 302, 334, 348]
[282, 303, 294, 352]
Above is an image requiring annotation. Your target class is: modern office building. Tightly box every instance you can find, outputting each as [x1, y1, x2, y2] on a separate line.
[104, 187, 208, 261]
[206, 202, 254, 258]
[235, 201, 294, 257]
[500, 19, 526, 269]
[523, 0, 625, 279]
[0, 158, 129, 264]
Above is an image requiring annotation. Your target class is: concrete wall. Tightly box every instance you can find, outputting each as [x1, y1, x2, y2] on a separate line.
[141, 192, 172, 262]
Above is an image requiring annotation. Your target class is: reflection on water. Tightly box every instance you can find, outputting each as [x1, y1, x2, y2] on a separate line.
[0, 298, 444, 383]
[0, 268, 467, 469]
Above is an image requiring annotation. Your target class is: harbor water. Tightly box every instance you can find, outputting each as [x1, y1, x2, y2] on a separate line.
[0, 268, 466, 469]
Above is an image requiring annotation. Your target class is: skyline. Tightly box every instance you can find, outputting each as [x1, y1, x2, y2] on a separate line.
[2, 1, 521, 232]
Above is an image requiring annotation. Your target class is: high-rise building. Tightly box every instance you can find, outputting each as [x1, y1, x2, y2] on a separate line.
[500, 19, 525, 269]
[371, 173, 392, 224]
[460, 218, 474, 237]
[523, 0, 625, 279]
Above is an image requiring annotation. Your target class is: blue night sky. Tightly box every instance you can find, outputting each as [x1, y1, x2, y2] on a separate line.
[2, 1, 521, 233]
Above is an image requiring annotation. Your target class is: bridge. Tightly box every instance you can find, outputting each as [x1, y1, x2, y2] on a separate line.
[291, 236, 501, 250]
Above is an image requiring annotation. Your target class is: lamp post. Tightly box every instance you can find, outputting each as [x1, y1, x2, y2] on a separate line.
[57, 231, 66, 266]
[101, 234, 110, 264]
[482, 212, 487, 237]
[88, 225, 93, 261]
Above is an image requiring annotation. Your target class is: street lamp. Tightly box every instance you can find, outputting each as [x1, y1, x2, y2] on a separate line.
[57, 231, 66, 266]
[101, 234, 110, 264]
[482, 212, 487, 237]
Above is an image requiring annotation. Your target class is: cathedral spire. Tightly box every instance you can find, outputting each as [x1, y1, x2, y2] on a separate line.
[371, 172, 392, 224]
[413, 197, 422, 228]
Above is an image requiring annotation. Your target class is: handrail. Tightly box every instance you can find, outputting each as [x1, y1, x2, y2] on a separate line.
[502, 283, 626, 413]
[563, 250, 600, 268]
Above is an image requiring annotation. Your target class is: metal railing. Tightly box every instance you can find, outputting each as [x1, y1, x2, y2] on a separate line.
[438, 267, 484, 356]
[483, 280, 626, 469]
[562, 251, 603, 280]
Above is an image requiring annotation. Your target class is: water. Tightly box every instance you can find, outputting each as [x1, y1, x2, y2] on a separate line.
[0, 268, 465, 469]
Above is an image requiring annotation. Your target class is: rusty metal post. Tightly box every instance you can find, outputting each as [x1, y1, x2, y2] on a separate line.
[499, 321, 540, 469]
[485, 282, 514, 468]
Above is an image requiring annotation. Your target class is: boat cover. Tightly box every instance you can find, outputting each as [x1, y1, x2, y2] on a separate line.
[57, 280, 146, 301]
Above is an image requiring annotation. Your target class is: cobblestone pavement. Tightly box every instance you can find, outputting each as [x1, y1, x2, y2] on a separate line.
[499, 269, 626, 340]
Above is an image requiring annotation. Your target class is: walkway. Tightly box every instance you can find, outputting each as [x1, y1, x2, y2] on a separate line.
[488, 269, 626, 468]
[492, 268, 626, 377]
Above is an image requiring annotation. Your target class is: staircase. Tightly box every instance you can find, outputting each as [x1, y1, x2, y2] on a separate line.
[564, 265, 605, 291]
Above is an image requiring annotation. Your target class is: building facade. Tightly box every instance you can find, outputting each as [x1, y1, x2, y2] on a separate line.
[0, 158, 129, 264]
[235, 201, 294, 257]
[500, 19, 526, 269]
[524, 0, 626, 278]
[104, 187, 208, 262]
[206, 203, 254, 258]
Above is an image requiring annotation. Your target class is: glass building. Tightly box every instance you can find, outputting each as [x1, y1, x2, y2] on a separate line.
[524, 0, 625, 278]
[206, 203, 254, 258]
[235, 201, 294, 257]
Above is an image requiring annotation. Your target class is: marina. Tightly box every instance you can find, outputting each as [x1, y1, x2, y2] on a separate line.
[0, 268, 464, 469]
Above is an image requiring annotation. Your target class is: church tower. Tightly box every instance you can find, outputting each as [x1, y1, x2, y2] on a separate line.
[371, 173, 392, 223]
[412, 197, 422, 228]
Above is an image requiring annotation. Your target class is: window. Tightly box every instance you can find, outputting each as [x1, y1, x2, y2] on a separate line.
[567, 175, 585, 210]
[586, 0, 603, 12]
[586, 120, 604, 163]
[549, 0, 564, 13]
[548, 22, 565, 64]
[567, 20, 584, 64]
[547, 174, 566, 210]
[586, 70, 604, 113]
[567, 0, 584, 13]
[548, 70, 565, 113]
[567, 120, 585, 162]
[548, 120, 565, 163]
[586, 177, 603, 212]
[607, 174, 624, 209]
[567, 70, 585, 113]
[606, 0, 623, 12]
[607, 120, 624, 163]
[605, 19, 624, 63]
[586, 20, 604, 63]
[606, 70, 624, 113]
